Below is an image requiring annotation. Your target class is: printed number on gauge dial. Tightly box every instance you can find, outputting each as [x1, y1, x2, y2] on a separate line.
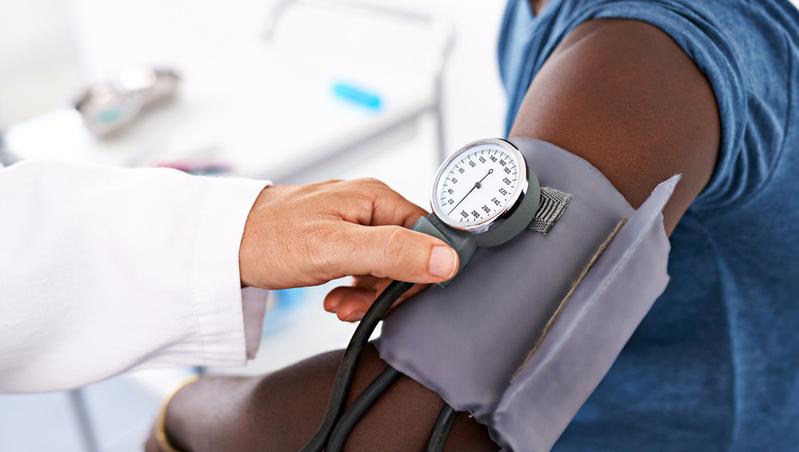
[435, 144, 521, 229]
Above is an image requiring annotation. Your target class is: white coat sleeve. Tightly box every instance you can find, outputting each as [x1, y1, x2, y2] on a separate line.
[0, 160, 269, 393]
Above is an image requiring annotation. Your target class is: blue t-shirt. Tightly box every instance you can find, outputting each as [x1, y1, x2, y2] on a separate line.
[498, 0, 799, 450]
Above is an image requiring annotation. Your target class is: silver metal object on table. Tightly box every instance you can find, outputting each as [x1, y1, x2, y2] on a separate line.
[73, 68, 180, 137]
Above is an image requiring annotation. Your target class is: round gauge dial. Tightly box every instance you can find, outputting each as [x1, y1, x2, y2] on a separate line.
[431, 139, 528, 232]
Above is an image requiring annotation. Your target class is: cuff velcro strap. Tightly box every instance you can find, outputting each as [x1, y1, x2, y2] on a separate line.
[529, 186, 572, 234]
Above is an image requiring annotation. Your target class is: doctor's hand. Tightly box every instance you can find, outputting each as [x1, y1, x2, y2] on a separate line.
[239, 178, 458, 316]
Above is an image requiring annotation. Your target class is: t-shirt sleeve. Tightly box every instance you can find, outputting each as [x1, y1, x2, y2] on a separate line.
[561, 0, 759, 212]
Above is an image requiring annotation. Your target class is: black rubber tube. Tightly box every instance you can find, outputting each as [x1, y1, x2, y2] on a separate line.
[325, 366, 402, 452]
[301, 280, 414, 452]
[425, 403, 457, 452]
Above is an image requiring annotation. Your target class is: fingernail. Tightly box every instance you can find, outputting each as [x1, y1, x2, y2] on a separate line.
[428, 246, 458, 279]
[346, 311, 365, 322]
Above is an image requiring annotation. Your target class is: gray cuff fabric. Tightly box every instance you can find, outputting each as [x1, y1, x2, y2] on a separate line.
[491, 174, 678, 451]
[376, 139, 677, 450]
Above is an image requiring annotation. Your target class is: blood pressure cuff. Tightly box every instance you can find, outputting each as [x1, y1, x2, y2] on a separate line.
[376, 139, 678, 451]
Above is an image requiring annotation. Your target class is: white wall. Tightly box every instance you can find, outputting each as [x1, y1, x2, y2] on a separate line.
[0, 0, 82, 127]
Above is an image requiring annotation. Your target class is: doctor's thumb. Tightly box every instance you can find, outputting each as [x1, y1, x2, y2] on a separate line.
[342, 224, 459, 284]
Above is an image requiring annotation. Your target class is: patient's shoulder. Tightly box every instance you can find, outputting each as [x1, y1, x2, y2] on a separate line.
[510, 19, 719, 233]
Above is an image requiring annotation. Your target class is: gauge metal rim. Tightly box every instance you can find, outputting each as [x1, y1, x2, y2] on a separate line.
[430, 138, 529, 233]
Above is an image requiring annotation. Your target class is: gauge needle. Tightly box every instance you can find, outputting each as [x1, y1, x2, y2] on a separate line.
[448, 169, 493, 215]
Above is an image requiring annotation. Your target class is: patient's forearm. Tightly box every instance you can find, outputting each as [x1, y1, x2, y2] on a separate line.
[164, 345, 496, 451]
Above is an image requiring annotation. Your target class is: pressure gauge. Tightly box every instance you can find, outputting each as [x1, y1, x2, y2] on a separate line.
[430, 139, 540, 246]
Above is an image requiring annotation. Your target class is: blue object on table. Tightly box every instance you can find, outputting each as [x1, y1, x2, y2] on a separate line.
[332, 81, 383, 111]
[274, 287, 307, 312]
[262, 287, 309, 337]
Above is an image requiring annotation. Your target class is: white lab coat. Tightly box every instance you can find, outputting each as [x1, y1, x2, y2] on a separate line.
[0, 160, 269, 393]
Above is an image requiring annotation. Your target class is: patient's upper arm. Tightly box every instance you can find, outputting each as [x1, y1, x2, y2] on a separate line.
[510, 19, 720, 233]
